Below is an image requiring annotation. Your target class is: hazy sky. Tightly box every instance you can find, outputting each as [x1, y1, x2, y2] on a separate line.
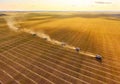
[0, 0, 120, 11]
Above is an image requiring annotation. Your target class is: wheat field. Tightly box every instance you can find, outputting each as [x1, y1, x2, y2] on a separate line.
[0, 12, 120, 84]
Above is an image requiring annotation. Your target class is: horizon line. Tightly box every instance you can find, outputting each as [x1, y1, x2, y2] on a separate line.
[0, 10, 120, 12]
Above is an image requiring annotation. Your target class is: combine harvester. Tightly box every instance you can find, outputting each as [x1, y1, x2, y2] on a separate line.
[95, 54, 102, 60]
[32, 33, 37, 36]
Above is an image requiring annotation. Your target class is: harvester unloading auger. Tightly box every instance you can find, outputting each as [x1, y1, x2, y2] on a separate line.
[5, 16, 102, 61]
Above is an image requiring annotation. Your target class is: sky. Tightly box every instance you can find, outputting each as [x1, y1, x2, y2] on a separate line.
[0, 0, 120, 11]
